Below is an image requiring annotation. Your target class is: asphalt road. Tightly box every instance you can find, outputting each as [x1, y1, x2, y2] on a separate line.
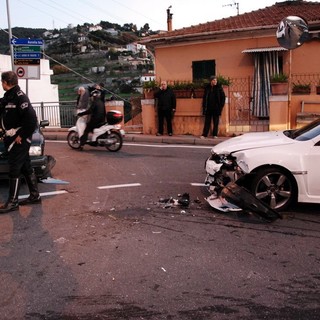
[0, 141, 319, 320]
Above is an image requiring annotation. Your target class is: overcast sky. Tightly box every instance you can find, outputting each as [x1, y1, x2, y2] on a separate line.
[0, 0, 285, 31]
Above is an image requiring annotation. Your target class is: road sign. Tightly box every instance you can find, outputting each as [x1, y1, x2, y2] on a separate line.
[13, 65, 40, 80]
[14, 59, 41, 65]
[14, 52, 41, 59]
[16, 67, 25, 78]
[11, 38, 43, 46]
[13, 45, 41, 52]
[12, 38, 43, 68]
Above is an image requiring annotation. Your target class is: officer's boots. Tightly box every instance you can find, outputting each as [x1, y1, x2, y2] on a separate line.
[19, 172, 41, 206]
[0, 178, 20, 213]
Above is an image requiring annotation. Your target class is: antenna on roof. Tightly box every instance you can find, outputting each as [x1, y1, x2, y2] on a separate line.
[223, 1, 239, 15]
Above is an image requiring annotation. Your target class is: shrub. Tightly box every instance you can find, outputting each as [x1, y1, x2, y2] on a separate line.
[270, 73, 288, 83]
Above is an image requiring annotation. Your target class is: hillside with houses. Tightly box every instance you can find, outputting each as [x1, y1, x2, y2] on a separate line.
[0, 21, 159, 100]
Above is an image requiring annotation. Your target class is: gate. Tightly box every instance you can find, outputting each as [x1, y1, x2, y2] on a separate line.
[228, 76, 252, 124]
[227, 76, 269, 132]
[123, 96, 143, 133]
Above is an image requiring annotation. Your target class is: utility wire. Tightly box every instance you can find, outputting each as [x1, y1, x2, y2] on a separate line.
[1, 27, 131, 103]
[42, 51, 129, 102]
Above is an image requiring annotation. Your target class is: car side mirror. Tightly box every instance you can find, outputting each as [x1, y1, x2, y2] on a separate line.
[40, 120, 49, 128]
[276, 16, 310, 50]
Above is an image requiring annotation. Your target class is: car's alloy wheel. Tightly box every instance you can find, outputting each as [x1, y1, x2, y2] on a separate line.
[251, 167, 297, 211]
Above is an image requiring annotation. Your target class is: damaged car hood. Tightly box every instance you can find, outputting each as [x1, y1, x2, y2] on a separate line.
[212, 131, 294, 154]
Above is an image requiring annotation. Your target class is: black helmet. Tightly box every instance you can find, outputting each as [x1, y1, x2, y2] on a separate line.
[90, 89, 101, 97]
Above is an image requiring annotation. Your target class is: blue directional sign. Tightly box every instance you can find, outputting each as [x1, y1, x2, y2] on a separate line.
[12, 38, 43, 67]
[14, 52, 41, 59]
[11, 38, 43, 46]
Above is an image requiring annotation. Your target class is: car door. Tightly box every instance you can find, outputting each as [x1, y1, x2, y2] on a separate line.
[303, 138, 320, 197]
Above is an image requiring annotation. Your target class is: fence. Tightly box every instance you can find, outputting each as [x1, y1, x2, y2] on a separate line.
[32, 97, 143, 129]
[32, 101, 77, 128]
[291, 73, 320, 94]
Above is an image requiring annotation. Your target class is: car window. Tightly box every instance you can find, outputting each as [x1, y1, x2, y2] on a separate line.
[291, 118, 320, 141]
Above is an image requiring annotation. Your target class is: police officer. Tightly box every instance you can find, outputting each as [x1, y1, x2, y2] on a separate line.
[0, 71, 41, 213]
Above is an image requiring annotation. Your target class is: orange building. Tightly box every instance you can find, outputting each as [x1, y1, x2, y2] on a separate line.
[141, 1, 320, 136]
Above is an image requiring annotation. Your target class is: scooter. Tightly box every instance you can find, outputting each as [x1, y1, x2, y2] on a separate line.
[67, 110, 125, 152]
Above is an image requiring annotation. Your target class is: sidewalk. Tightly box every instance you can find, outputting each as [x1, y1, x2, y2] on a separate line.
[42, 128, 230, 146]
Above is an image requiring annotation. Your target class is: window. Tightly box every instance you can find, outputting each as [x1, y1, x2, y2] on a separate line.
[192, 60, 216, 81]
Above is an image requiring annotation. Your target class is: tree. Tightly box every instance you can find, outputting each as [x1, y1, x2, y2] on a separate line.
[141, 23, 150, 33]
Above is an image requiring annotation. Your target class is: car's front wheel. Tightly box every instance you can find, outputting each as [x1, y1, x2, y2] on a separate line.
[251, 167, 297, 211]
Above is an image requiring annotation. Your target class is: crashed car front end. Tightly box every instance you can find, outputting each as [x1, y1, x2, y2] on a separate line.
[204, 149, 283, 222]
[205, 151, 245, 195]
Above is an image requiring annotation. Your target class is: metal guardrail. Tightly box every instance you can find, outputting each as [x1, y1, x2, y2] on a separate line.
[32, 97, 143, 129]
[32, 101, 77, 128]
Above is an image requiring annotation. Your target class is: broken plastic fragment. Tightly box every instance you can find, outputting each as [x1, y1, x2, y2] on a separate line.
[178, 193, 190, 207]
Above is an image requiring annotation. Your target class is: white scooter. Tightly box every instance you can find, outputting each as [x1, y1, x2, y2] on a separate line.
[67, 110, 125, 152]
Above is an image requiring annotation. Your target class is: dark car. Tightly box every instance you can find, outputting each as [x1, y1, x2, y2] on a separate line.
[0, 120, 55, 180]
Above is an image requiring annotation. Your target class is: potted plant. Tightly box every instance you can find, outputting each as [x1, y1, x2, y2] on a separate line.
[217, 74, 231, 87]
[292, 82, 311, 95]
[191, 79, 206, 98]
[270, 73, 288, 95]
[172, 81, 193, 98]
[217, 75, 231, 95]
[143, 80, 159, 98]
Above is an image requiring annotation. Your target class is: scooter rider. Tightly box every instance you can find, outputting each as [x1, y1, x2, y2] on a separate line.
[78, 89, 106, 148]
[0, 71, 41, 213]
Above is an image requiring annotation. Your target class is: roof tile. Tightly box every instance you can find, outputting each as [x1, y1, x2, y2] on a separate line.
[147, 1, 320, 40]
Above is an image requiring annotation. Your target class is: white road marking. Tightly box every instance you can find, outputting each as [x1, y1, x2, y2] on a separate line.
[18, 190, 68, 199]
[191, 183, 206, 186]
[47, 140, 212, 149]
[97, 183, 141, 190]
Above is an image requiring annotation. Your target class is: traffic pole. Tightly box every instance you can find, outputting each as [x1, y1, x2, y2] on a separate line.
[6, 0, 14, 71]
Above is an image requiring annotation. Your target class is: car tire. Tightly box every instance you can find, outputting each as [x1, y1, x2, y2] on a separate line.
[251, 167, 297, 211]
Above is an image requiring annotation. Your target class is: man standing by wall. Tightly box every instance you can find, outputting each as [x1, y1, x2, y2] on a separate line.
[0, 71, 41, 213]
[201, 75, 226, 139]
[154, 80, 176, 136]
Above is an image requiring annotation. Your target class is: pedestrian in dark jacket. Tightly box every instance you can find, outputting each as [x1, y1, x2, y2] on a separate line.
[78, 90, 106, 148]
[201, 75, 226, 138]
[154, 80, 176, 136]
[0, 71, 41, 213]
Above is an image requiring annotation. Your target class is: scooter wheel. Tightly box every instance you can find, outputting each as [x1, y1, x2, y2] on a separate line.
[106, 131, 123, 152]
[67, 131, 81, 149]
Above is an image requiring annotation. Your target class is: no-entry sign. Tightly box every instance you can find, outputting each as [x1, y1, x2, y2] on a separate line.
[13, 65, 40, 80]
[16, 67, 25, 78]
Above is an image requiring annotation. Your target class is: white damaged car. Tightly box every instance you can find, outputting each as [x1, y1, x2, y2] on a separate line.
[205, 118, 320, 212]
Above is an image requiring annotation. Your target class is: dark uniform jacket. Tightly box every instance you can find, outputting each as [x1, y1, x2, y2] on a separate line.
[0, 85, 37, 149]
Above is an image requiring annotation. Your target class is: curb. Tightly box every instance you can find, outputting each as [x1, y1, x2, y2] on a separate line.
[43, 129, 228, 146]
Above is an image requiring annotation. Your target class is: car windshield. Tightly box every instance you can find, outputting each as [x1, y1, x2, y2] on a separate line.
[284, 118, 320, 141]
